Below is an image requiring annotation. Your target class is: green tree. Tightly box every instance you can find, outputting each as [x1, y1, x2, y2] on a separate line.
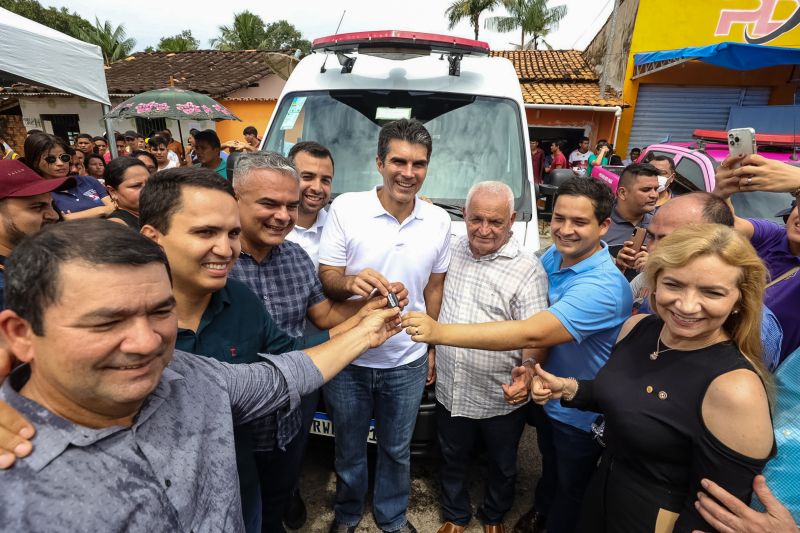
[156, 30, 199, 52]
[485, 0, 567, 50]
[445, 0, 499, 41]
[263, 20, 311, 55]
[77, 17, 136, 65]
[211, 10, 268, 50]
[0, 0, 93, 39]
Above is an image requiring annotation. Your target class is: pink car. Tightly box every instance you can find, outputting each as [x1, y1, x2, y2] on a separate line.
[591, 140, 796, 222]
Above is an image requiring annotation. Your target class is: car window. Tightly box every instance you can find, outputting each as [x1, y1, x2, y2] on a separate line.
[675, 157, 706, 191]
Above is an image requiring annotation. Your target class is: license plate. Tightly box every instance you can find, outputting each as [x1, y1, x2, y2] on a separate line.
[311, 411, 377, 444]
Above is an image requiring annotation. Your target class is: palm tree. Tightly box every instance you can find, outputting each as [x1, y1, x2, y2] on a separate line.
[445, 0, 500, 41]
[77, 18, 136, 65]
[211, 11, 268, 50]
[485, 0, 567, 50]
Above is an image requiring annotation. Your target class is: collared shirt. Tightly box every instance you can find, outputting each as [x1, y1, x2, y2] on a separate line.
[319, 186, 452, 368]
[231, 241, 326, 337]
[750, 218, 800, 361]
[540, 243, 632, 431]
[437, 236, 548, 419]
[605, 204, 654, 251]
[175, 278, 328, 451]
[0, 349, 323, 533]
[286, 208, 328, 269]
[51, 175, 108, 215]
[194, 159, 228, 179]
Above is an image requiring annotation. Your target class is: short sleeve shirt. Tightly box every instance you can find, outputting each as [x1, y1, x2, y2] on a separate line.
[605, 204, 654, 250]
[436, 236, 548, 418]
[286, 209, 328, 270]
[749, 218, 800, 360]
[319, 187, 452, 368]
[540, 243, 633, 431]
[51, 175, 108, 215]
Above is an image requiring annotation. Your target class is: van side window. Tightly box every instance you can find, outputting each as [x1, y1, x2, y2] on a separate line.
[675, 158, 706, 191]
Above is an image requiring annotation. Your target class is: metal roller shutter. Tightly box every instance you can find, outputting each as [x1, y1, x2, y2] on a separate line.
[627, 85, 770, 150]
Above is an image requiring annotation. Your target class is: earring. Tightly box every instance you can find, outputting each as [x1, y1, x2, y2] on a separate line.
[731, 309, 740, 315]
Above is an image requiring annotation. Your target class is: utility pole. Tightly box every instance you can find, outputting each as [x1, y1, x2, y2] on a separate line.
[600, 0, 620, 100]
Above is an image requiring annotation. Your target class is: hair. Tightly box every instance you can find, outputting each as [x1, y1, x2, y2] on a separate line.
[686, 192, 735, 226]
[551, 139, 568, 153]
[27, 129, 43, 136]
[619, 162, 660, 190]
[159, 130, 172, 142]
[194, 129, 221, 150]
[115, 133, 125, 143]
[644, 224, 771, 390]
[189, 128, 200, 137]
[232, 151, 298, 192]
[75, 133, 93, 142]
[377, 119, 432, 162]
[23, 133, 73, 175]
[243, 126, 258, 137]
[5, 219, 170, 336]
[609, 155, 623, 166]
[556, 177, 614, 224]
[648, 154, 677, 173]
[92, 136, 107, 144]
[104, 157, 147, 189]
[466, 181, 514, 216]
[84, 152, 106, 172]
[630, 147, 641, 154]
[139, 167, 235, 234]
[288, 141, 335, 171]
[147, 135, 168, 149]
[579, 136, 590, 143]
[131, 149, 157, 168]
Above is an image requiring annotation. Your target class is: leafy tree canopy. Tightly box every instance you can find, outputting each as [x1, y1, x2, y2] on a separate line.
[0, 0, 93, 39]
[156, 30, 199, 52]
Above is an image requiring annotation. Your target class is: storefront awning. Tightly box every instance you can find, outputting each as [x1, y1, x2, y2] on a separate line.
[632, 42, 800, 80]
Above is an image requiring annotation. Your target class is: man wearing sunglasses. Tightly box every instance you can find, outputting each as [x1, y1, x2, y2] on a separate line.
[0, 160, 74, 308]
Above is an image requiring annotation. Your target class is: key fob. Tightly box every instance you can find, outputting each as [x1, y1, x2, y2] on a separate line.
[387, 292, 399, 309]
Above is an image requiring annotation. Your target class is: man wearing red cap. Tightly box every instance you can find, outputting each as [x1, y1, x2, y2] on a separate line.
[0, 160, 74, 308]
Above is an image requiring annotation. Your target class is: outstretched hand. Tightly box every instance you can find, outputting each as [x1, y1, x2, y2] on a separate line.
[502, 365, 532, 405]
[401, 312, 441, 344]
[530, 363, 566, 405]
[358, 308, 402, 349]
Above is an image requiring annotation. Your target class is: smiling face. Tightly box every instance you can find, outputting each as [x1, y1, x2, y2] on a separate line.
[109, 166, 150, 214]
[653, 254, 741, 346]
[376, 139, 428, 207]
[237, 169, 299, 254]
[550, 194, 610, 268]
[37, 145, 70, 179]
[294, 151, 333, 220]
[23, 261, 177, 421]
[464, 192, 516, 257]
[145, 187, 241, 295]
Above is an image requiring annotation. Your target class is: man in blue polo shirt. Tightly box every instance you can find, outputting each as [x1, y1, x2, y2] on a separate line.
[403, 178, 632, 533]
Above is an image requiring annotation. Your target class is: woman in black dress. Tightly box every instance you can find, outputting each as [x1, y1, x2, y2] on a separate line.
[104, 157, 150, 229]
[532, 224, 775, 532]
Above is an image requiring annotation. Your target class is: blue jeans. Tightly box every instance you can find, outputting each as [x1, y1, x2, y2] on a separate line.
[437, 402, 527, 526]
[323, 353, 428, 531]
[530, 404, 601, 533]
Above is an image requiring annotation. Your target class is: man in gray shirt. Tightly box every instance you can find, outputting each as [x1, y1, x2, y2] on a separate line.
[0, 219, 400, 532]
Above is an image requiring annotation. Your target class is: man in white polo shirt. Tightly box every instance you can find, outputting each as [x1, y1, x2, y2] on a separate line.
[286, 141, 334, 268]
[318, 119, 451, 533]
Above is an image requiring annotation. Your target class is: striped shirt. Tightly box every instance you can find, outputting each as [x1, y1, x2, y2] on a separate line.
[436, 235, 549, 419]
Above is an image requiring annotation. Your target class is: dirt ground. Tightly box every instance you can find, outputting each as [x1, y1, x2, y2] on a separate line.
[297, 424, 542, 533]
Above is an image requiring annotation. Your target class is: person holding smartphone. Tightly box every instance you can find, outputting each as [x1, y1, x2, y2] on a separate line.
[604, 163, 660, 259]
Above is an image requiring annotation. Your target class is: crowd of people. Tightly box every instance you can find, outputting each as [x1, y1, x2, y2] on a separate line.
[0, 117, 797, 533]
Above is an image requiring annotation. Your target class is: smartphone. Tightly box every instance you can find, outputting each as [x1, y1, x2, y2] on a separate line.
[630, 226, 647, 252]
[728, 128, 757, 168]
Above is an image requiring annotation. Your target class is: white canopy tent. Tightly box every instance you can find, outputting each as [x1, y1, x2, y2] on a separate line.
[0, 7, 117, 154]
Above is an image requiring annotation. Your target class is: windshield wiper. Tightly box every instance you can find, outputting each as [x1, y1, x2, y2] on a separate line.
[431, 201, 464, 218]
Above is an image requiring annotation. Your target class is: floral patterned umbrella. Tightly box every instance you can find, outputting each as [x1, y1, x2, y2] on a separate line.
[104, 87, 241, 122]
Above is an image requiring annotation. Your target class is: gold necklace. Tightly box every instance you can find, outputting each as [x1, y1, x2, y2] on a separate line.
[650, 327, 726, 361]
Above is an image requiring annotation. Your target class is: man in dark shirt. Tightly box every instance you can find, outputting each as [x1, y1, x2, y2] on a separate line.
[0, 160, 73, 308]
[605, 163, 660, 257]
[0, 219, 400, 532]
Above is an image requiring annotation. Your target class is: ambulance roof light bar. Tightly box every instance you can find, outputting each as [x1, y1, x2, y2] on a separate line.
[312, 30, 491, 76]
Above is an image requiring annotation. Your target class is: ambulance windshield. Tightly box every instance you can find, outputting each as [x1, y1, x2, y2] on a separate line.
[264, 90, 528, 209]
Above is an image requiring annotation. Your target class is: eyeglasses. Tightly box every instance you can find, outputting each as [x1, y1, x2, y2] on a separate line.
[43, 154, 72, 164]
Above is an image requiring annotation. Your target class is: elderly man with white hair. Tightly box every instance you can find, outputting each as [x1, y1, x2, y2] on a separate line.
[434, 181, 548, 533]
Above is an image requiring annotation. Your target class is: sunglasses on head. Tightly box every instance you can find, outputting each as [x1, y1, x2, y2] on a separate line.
[44, 154, 72, 164]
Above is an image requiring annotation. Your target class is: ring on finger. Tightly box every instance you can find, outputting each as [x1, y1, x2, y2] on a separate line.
[747, 177, 752, 185]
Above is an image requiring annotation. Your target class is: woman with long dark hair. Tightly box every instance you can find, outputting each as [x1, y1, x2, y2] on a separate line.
[103, 157, 150, 228]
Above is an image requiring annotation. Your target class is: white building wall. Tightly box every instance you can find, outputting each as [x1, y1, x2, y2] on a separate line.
[225, 74, 284, 100]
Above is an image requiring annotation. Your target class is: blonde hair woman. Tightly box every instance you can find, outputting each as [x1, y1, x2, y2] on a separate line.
[532, 224, 774, 532]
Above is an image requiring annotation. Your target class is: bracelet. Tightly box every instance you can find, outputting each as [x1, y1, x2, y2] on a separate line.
[562, 377, 579, 402]
[521, 358, 538, 369]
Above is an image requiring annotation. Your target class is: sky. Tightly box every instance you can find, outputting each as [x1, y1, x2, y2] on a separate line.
[41, 0, 614, 52]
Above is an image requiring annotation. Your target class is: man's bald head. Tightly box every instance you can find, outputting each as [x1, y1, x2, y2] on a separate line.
[647, 193, 733, 252]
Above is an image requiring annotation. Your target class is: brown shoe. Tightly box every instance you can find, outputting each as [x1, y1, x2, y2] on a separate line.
[483, 524, 505, 533]
[436, 522, 466, 533]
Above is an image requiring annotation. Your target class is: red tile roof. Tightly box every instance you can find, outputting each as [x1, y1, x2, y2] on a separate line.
[491, 50, 624, 107]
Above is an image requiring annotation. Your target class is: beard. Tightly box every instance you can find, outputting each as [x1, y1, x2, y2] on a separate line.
[4, 218, 36, 247]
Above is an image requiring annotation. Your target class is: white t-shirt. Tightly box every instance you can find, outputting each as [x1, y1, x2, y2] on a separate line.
[319, 187, 452, 368]
[286, 208, 328, 270]
[568, 149, 592, 165]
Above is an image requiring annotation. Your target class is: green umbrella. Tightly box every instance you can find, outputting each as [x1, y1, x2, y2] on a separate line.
[104, 87, 241, 121]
